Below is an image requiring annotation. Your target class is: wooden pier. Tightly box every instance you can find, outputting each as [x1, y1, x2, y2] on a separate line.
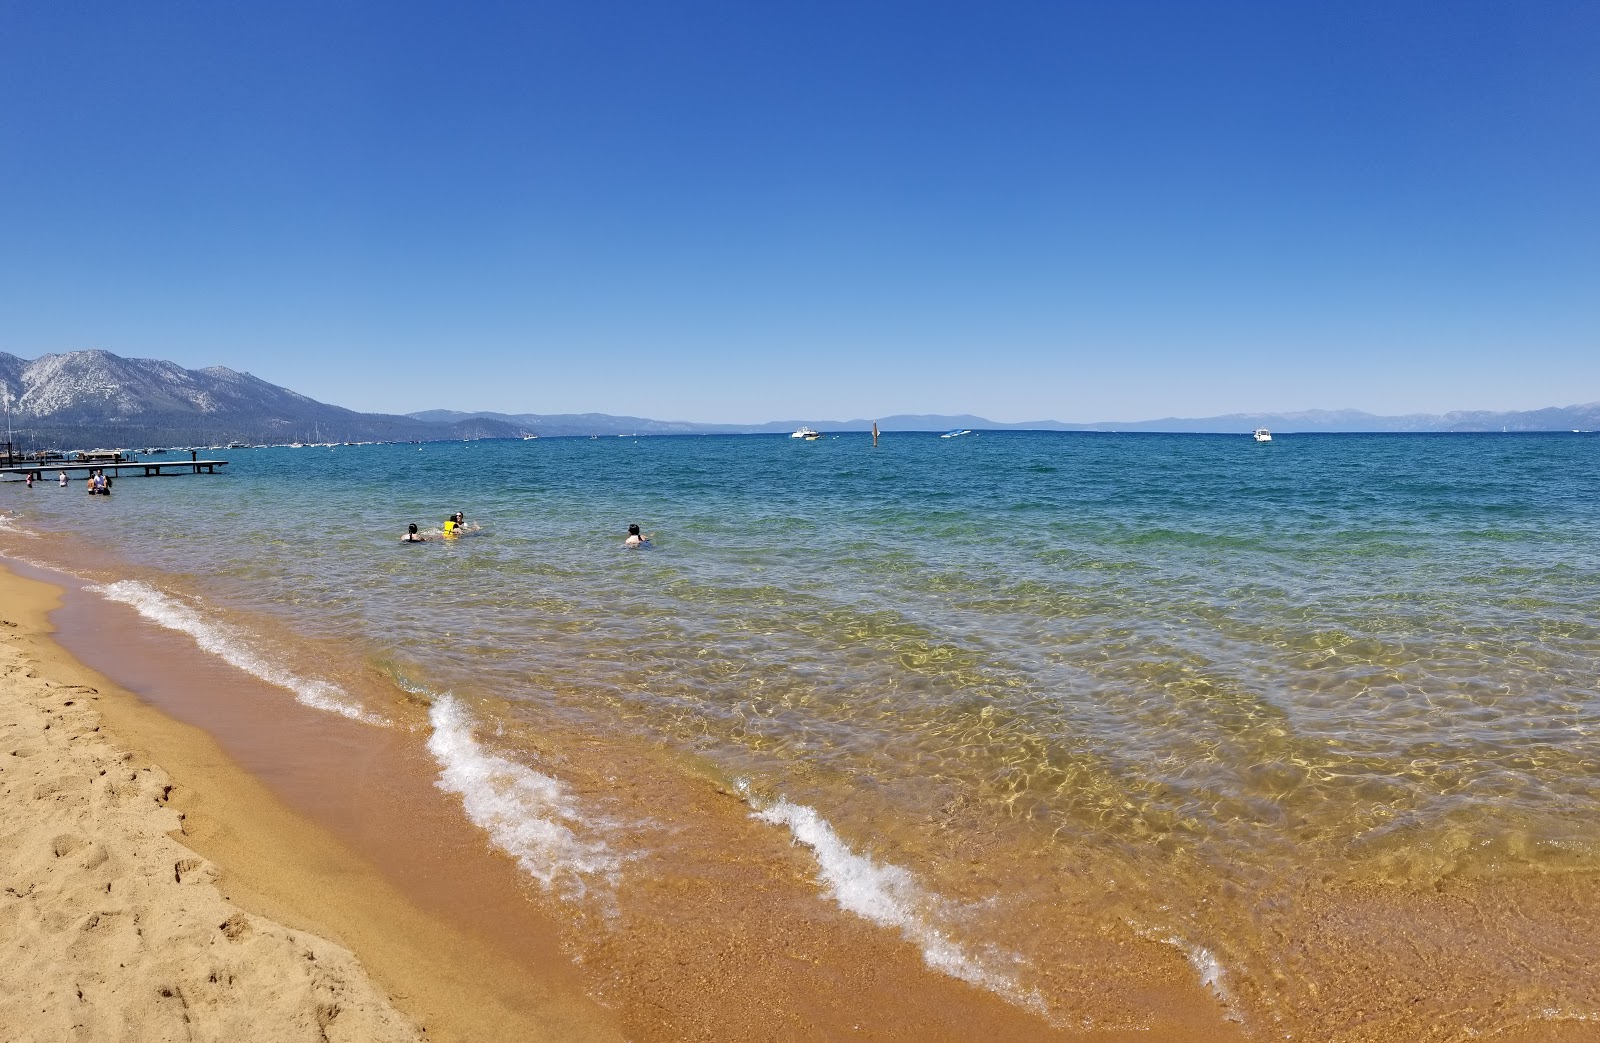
[1, 452, 229, 480]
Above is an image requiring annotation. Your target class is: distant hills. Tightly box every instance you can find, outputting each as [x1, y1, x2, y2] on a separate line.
[411, 405, 1600, 436]
[0, 350, 1596, 450]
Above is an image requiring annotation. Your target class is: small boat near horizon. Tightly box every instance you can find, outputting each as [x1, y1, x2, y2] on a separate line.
[791, 427, 823, 440]
[1254, 428, 1272, 442]
[940, 429, 973, 439]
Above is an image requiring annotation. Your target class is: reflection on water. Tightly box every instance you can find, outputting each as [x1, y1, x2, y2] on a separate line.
[5, 431, 1600, 1032]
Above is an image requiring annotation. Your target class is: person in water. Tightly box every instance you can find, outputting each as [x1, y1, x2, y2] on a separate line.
[442, 514, 458, 536]
[623, 524, 651, 548]
[401, 523, 427, 543]
[57, 471, 67, 487]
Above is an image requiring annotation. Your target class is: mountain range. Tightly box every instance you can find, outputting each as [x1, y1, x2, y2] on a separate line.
[410, 404, 1600, 436]
[0, 351, 523, 447]
[1, 350, 1596, 449]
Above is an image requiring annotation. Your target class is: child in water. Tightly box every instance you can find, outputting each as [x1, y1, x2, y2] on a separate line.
[623, 524, 651, 548]
[401, 523, 426, 543]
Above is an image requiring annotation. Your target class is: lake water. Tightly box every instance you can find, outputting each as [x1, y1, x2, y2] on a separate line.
[5, 430, 1598, 1036]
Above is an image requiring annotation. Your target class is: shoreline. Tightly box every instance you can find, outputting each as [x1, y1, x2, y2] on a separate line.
[0, 560, 619, 1043]
[7, 505, 1592, 1041]
[0, 555, 1239, 1042]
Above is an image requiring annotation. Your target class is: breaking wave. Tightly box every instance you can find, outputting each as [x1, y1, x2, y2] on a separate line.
[87, 579, 382, 724]
[426, 693, 620, 901]
[741, 785, 1043, 1013]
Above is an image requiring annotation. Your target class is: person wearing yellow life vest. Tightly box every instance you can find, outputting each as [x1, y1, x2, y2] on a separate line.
[442, 515, 457, 537]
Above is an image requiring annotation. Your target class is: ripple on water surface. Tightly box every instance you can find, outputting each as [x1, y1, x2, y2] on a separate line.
[6, 432, 1600, 1030]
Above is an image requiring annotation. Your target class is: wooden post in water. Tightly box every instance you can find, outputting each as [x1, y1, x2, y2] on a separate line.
[872, 422, 879, 447]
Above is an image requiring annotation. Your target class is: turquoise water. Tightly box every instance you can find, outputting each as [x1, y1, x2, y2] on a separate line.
[7, 432, 1600, 870]
[6, 431, 1600, 1024]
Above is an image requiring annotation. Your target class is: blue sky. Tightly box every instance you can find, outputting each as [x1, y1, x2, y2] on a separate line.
[2, 2, 1595, 422]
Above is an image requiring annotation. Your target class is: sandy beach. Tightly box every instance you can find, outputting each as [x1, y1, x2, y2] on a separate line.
[5, 456, 1597, 1043]
[0, 562, 620, 1043]
[0, 570, 418, 1041]
[0, 557, 1245, 1043]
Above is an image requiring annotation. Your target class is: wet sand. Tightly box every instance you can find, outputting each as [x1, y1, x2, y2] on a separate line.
[9, 545, 1593, 1042]
[2, 556, 1245, 1041]
[0, 566, 423, 1042]
[0, 561, 618, 1043]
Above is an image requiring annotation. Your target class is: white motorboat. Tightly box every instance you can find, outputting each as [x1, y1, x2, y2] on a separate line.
[791, 427, 822, 440]
[1254, 428, 1272, 442]
[940, 429, 972, 439]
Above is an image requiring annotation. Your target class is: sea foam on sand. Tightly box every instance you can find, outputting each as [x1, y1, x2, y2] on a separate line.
[742, 786, 1044, 1014]
[88, 579, 382, 725]
[426, 693, 619, 901]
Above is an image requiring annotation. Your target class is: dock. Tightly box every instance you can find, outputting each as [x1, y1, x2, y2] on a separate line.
[1, 452, 229, 479]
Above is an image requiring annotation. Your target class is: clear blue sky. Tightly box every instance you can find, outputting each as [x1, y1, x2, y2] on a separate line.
[2, 2, 1596, 422]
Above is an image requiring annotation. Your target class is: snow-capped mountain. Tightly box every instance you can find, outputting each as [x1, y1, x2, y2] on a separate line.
[0, 350, 518, 447]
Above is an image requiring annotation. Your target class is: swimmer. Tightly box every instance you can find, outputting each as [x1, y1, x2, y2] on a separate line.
[58, 471, 67, 487]
[442, 514, 458, 537]
[623, 523, 652, 548]
[25, 473, 33, 488]
[401, 523, 427, 543]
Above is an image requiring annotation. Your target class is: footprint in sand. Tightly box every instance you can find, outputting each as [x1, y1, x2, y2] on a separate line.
[52, 833, 87, 858]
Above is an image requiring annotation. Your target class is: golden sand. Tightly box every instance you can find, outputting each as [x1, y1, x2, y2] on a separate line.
[0, 577, 416, 1041]
[3, 559, 1246, 1042]
[0, 563, 618, 1043]
[7, 554, 1599, 1042]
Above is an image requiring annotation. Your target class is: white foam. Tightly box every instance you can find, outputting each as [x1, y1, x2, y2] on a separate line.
[1181, 941, 1228, 998]
[426, 694, 619, 901]
[1542, 1007, 1600, 1022]
[87, 579, 382, 724]
[1150, 930, 1242, 1023]
[745, 787, 1042, 1012]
